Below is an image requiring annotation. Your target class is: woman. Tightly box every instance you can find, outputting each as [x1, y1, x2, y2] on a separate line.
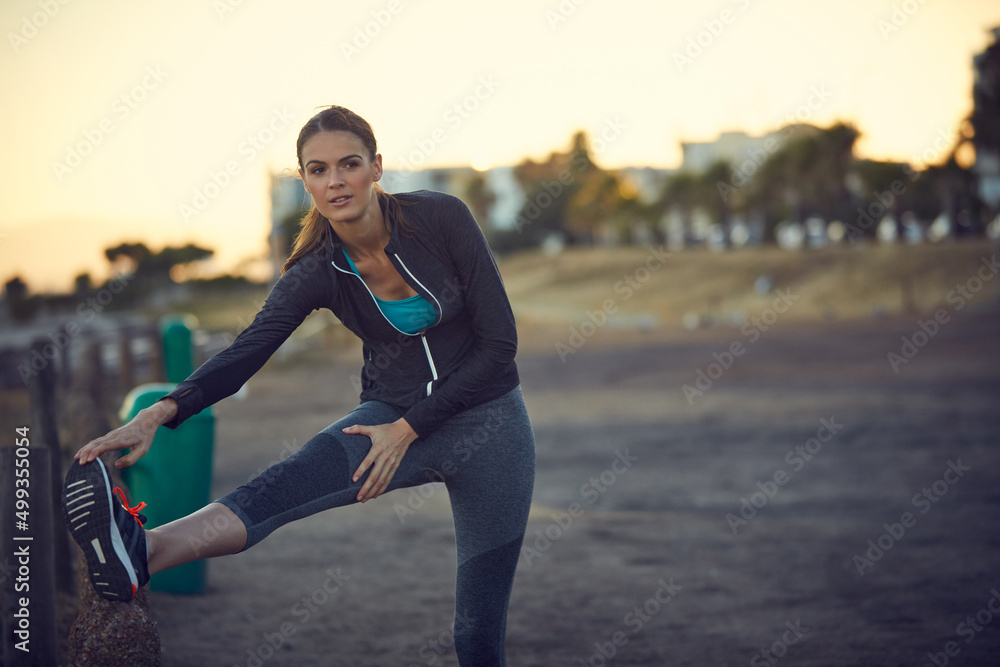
[63, 106, 536, 666]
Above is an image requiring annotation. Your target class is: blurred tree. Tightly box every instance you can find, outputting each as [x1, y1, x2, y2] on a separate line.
[851, 123, 980, 237]
[73, 272, 92, 295]
[632, 197, 666, 245]
[913, 156, 980, 236]
[504, 131, 592, 249]
[463, 171, 497, 240]
[699, 159, 734, 227]
[493, 130, 649, 250]
[744, 142, 793, 242]
[565, 171, 617, 242]
[743, 123, 858, 242]
[851, 159, 911, 194]
[655, 170, 701, 245]
[104, 242, 152, 275]
[104, 241, 215, 303]
[967, 29, 1000, 221]
[846, 159, 912, 239]
[820, 123, 861, 222]
[4, 275, 39, 322]
[609, 176, 644, 243]
[158, 243, 214, 268]
[185, 274, 254, 291]
[970, 31, 1000, 155]
[105, 242, 213, 283]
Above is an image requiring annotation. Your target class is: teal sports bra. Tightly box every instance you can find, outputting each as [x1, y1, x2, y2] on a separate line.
[343, 253, 437, 334]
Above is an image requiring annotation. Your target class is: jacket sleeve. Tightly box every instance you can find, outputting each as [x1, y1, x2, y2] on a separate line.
[158, 252, 329, 429]
[401, 195, 518, 436]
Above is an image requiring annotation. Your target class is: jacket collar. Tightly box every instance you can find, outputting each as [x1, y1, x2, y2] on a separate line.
[321, 195, 402, 257]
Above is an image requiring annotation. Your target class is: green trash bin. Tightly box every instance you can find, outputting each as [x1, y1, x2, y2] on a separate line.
[160, 314, 199, 383]
[119, 382, 215, 594]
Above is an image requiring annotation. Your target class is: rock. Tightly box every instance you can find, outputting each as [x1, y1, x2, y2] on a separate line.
[67, 547, 160, 667]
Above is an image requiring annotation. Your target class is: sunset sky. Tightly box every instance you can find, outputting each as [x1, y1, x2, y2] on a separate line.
[2, 0, 999, 291]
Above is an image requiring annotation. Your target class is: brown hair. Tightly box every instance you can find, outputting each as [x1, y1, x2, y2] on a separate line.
[282, 106, 411, 274]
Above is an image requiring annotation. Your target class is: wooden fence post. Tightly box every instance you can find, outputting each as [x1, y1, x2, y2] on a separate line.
[0, 444, 59, 667]
[149, 323, 165, 383]
[64, 338, 160, 667]
[119, 330, 135, 395]
[28, 337, 74, 595]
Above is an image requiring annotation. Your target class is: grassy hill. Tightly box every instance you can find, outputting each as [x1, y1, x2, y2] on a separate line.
[501, 239, 1000, 337]
[168, 239, 999, 353]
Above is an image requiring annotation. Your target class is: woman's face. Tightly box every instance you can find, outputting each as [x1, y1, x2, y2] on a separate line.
[299, 130, 383, 224]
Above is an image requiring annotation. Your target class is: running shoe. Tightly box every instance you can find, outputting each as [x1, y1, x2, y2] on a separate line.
[62, 457, 150, 602]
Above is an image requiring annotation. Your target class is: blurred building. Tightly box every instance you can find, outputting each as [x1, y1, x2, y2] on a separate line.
[972, 26, 1000, 211]
[682, 131, 758, 172]
[682, 130, 773, 172]
[680, 125, 819, 173]
[268, 167, 528, 276]
[379, 166, 470, 198]
[268, 173, 309, 281]
[381, 166, 525, 231]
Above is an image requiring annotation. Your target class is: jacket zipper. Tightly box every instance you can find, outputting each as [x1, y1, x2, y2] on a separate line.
[420, 334, 438, 395]
[391, 253, 443, 396]
[332, 256, 440, 396]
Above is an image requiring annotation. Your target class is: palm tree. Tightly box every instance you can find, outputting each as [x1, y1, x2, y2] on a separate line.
[699, 159, 735, 225]
[655, 170, 701, 245]
[566, 170, 639, 244]
[743, 123, 859, 242]
[817, 123, 860, 222]
[463, 172, 497, 240]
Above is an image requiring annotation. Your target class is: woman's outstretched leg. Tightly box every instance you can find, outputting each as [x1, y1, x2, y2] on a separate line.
[63, 400, 410, 601]
[145, 502, 247, 575]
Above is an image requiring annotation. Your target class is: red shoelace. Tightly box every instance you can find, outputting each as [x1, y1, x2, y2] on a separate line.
[113, 487, 147, 525]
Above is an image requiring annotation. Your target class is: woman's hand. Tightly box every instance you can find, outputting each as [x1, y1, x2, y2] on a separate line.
[74, 398, 178, 468]
[343, 418, 419, 502]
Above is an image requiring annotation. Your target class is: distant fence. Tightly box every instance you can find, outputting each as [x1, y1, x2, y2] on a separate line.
[1, 319, 165, 393]
[1, 319, 169, 666]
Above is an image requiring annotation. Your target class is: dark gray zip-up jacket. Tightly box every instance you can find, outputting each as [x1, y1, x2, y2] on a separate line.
[159, 190, 520, 437]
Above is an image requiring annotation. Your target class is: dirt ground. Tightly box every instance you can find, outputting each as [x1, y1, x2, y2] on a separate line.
[117, 305, 1000, 667]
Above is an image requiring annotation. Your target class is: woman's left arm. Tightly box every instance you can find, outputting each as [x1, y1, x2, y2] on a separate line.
[400, 195, 519, 437]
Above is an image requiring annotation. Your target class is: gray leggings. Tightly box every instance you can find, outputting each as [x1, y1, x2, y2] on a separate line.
[217, 386, 535, 667]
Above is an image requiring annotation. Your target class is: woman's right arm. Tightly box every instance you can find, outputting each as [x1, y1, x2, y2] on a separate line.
[75, 252, 331, 465]
[74, 397, 178, 467]
[158, 252, 331, 430]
